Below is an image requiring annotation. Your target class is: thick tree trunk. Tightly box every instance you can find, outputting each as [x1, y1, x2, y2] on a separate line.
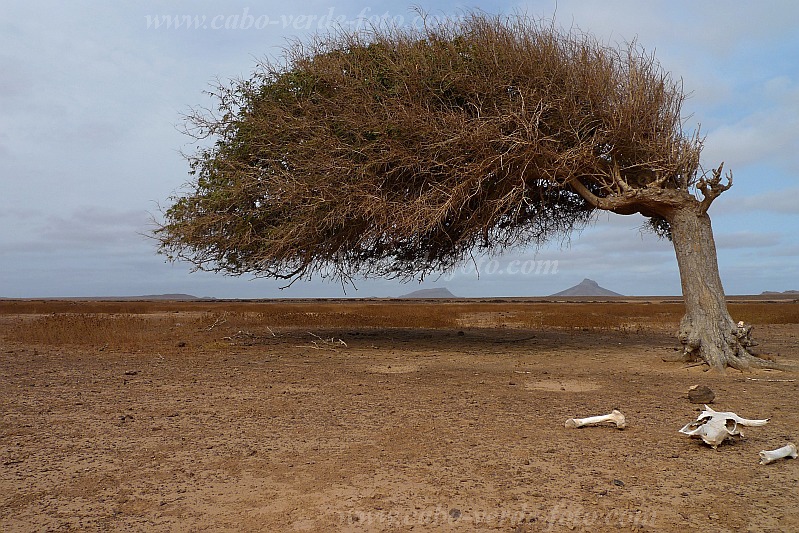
[667, 206, 770, 372]
[571, 172, 789, 372]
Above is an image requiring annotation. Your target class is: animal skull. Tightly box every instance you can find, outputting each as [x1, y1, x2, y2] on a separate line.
[697, 405, 770, 427]
[759, 443, 798, 465]
[679, 405, 769, 449]
[565, 409, 626, 429]
[679, 417, 741, 449]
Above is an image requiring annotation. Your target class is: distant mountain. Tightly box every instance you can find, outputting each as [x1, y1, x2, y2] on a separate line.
[761, 290, 799, 295]
[398, 287, 458, 299]
[132, 294, 202, 300]
[54, 294, 203, 301]
[549, 279, 623, 297]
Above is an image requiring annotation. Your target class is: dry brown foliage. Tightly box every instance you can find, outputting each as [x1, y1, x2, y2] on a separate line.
[4, 300, 797, 349]
[156, 12, 704, 283]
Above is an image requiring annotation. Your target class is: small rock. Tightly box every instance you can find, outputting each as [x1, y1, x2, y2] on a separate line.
[688, 385, 715, 404]
[449, 508, 461, 520]
[613, 479, 625, 487]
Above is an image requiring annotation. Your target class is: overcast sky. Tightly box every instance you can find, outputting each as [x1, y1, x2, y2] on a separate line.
[1, 0, 797, 298]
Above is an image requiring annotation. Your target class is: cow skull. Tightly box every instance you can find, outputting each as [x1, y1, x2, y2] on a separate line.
[565, 409, 626, 429]
[759, 443, 798, 465]
[679, 405, 769, 449]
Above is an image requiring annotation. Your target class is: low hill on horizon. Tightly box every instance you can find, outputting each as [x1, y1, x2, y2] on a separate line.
[397, 287, 458, 299]
[120, 294, 204, 300]
[549, 278, 624, 297]
[0, 294, 205, 301]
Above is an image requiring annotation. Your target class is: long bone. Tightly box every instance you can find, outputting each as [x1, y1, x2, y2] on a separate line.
[759, 443, 798, 465]
[565, 409, 626, 429]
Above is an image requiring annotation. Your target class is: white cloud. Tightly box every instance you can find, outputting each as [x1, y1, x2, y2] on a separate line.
[1, 1, 798, 297]
[714, 187, 799, 215]
[703, 98, 799, 171]
[715, 231, 781, 250]
[0, 207, 151, 255]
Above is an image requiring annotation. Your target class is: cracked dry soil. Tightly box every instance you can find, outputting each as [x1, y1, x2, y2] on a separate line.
[1, 302, 798, 532]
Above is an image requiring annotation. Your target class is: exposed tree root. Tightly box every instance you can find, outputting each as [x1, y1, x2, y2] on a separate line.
[679, 318, 794, 373]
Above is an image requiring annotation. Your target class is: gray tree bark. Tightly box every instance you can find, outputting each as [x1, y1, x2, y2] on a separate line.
[667, 205, 769, 371]
[571, 168, 789, 372]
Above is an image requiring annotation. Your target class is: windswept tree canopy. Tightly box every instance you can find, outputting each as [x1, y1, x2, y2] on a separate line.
[157, 12, 711, 283]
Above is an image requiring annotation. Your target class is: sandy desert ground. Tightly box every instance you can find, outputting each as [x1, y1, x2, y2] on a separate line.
[1, 299, 798, 532]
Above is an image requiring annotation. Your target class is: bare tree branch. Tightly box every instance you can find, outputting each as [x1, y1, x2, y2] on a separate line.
[697, 163, 733, 213]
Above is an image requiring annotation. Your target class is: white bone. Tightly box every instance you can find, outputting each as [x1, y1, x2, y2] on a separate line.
[679, 405, 768, 449]
[759, 443, 798, 465]
[697, 405, 769, 427]
[565, 409, 626, 429]
[679, 417, 741, 449]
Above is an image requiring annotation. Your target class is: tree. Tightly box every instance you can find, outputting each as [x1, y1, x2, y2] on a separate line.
[156, 13, 782, 372]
